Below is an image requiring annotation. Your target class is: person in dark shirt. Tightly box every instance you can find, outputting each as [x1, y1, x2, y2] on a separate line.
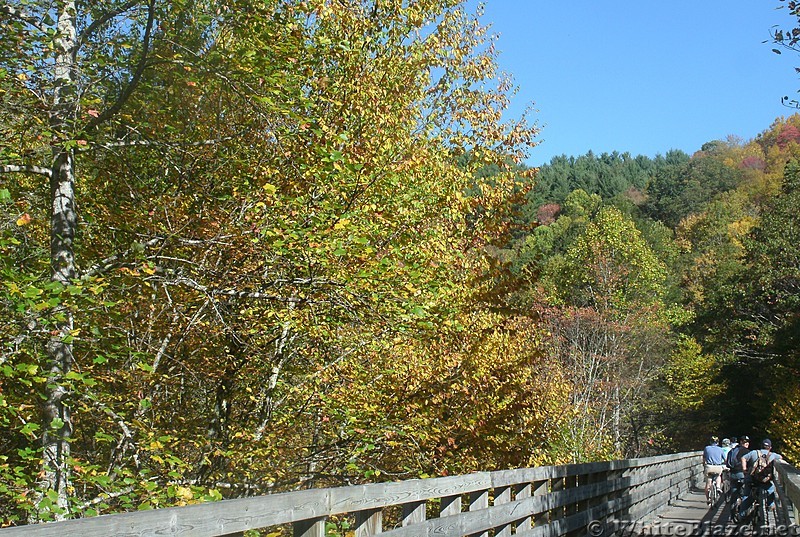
[726, 435, 751, 521]
[739, 438, 783, 521]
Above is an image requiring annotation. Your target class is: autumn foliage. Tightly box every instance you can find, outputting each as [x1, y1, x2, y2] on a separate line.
[2, 0, 800, 527]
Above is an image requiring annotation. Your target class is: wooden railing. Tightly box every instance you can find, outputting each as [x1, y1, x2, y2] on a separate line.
[1, 452, 701, 537]
[775, 460, 800, 526]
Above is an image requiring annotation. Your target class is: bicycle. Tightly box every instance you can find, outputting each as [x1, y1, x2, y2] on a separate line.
[722, 468, 731, 500]
[706, 469, 723, 505]
[742, 482, 771, 534]
[729, 477, 745, 523]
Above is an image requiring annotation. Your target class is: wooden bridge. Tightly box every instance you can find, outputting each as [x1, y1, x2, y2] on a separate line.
[2, 452, 799, 536]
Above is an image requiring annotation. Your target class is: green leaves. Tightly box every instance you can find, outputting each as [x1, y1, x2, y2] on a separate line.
[0, 0, 549, 520]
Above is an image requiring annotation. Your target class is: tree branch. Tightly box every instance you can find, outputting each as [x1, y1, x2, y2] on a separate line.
[96, 136, 235, 150]
[86, 0, 156, 129]
[80, 237, 163, 279]
[170, 276, 307, 303]
[0, 164, 52, 177]
[78, 0, 141, 45]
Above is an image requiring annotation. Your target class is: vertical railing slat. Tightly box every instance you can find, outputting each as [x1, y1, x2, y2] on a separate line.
[515, 482, 533, 533]
[355, 509, 382, 536]
[533, 479, 550, 528]
[440, 494, 462, 516]
[469, 489, 490, 537]
[293, 517, 326, 537]
[550, 477, 565, 526]
[494, 485, 512, 537]
[402, 500, 427, 527]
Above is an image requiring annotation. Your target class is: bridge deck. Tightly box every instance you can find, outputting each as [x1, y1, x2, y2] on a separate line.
[634, 487, 785, 536]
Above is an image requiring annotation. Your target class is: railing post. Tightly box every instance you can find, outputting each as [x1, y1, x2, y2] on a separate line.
[564, 474, 581, 537]
[515, 482, 533, 533]
[550, 477, 565, 525]
[355, 509, 382, 536]
[469, 489, 490, 537]
[618, 464, 635, 520]
[597, 468, 614, 521]
[293, 517, 326, 537]
[401, 500, 427, 527]
[775, 471, 794, 526]
[440, 494, 462, 516]
[533, 479, 549, 527]
[494, 485, 512, 537]
[568, 474, 580, 515]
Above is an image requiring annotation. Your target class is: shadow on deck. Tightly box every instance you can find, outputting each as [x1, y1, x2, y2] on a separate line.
[615, 486, 790, 536]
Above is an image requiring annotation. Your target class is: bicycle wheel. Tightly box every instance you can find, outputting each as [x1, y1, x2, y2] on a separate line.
[731, 496, 742, 524]
[758, 492, 769, 532]
[751, 503, 761, 531]
[750, 489, 765, 534]
[709, 484, 718, 505]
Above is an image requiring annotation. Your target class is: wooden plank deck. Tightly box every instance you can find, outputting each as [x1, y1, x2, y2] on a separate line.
[631, 486, 787, 536]
[645, 488, 732, 533]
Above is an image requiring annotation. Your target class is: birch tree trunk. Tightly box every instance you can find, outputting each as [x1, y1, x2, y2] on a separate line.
[39, 0, 78, 519]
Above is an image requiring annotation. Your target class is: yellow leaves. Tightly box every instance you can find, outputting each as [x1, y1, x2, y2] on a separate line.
[174, 486, 193, 502]
[404, 282, 419, 295]
[15, 213, 31, 226]
[664, 336, 723, 411]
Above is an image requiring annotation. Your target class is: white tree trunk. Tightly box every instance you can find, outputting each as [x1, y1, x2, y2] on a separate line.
[38, 0, 78, 519]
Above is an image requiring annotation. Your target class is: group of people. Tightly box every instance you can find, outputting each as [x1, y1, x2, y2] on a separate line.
[702, 435, 783, 523]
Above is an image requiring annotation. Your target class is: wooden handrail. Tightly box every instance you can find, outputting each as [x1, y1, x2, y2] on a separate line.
[0, 452, 703, 537]
[776, 460, 800, 525]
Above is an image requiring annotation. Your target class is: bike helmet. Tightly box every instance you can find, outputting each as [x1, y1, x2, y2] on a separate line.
[722, 438, 731, 447]
[739, 435, 750, 443]
[762, 438, 772, 449]
[709, 436, 719, 445]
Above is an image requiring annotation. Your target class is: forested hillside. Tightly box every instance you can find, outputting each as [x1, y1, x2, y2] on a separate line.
[1, 0, 800, 528]
[502, 115, 800, 459]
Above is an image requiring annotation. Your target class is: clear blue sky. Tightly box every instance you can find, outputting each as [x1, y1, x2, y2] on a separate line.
[476, 1, 800, 166]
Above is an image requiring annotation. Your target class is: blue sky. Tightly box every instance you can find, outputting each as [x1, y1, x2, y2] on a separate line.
[476, 1, 800, 166]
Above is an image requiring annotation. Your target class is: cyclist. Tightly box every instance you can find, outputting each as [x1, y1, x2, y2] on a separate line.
[703, 436, 726, 504]
[720, 438, 732, 496]
[721, 438, 732, 458]
[727, 435, 751, 521]
[739, 438, 782, 522]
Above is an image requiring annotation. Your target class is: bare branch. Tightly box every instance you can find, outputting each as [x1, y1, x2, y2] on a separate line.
[151, 310, 180, 373]
[0, 164, 52, 177]
[86, 0, 156, 129]
[96, 136, 235, 150]
[78, 0, 141, 45]
[80, 237, 163, 280]
[72, 487, 135, 512]
[170, 276, 306, 303]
